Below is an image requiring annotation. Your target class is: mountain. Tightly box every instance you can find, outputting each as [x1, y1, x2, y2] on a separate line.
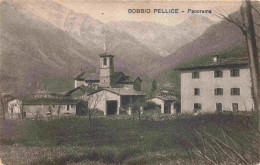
[0, 1, 96, 94]
[109, 16, 214, 56]
[18, 1, 162, 74]
[155, 9, 258, 74]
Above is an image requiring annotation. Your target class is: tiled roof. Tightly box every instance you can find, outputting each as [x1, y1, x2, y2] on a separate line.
[176, 58, 248, 71]
[65, 85, 98, 97]
[99, 53, 114, 57]
[21, 98, 80, 105]
[106, 88, 145, 96]
[88, 88, 145, 96]
[120, 77, 142, 83]
[175, 47, 249, 71]
[155, 95, 176, 101]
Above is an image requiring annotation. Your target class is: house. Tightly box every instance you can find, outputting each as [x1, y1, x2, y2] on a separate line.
[6, 98, 81, 119]
[176, 54, 254, 114]
[69, 53, 145, 115]
[148, 95, 176, 114]
[88, 88, 145, 115]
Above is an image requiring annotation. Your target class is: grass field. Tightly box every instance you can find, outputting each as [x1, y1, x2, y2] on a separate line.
[0, 110, 258, 164]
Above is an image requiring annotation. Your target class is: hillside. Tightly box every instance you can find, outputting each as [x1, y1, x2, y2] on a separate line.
[0, 1, 96, 94]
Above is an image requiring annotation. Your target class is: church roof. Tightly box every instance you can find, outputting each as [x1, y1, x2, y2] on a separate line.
[64, 85, 98, 97]
[74, 71, 99, 82]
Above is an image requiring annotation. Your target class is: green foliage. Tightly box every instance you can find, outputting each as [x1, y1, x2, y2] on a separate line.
[151, 79, 157, 92]
[42, 76, 74, 93]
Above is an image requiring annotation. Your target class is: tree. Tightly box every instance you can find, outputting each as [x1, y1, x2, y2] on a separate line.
[149, 79, 157, 97]
[215, 0, 260, 112]
[212, 0, 260, 161]
[152, 79, 157, 92]
[86, 91, 104, 128]
[0, 94, 6, 120]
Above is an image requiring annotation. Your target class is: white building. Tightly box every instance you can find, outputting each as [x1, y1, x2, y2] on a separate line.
[6, 98, 80, 119]
[148, 96, 176, 114]
[176, 55, 254, 114]
[88, 88, 145, 115]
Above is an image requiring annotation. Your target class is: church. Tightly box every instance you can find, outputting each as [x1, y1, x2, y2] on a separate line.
[67, 53, 145, 115]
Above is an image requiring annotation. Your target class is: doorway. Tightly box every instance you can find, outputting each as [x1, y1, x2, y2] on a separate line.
[106, 101, 118, 115]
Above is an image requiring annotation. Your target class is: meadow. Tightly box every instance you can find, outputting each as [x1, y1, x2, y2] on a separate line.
[0, 110, 258, 164]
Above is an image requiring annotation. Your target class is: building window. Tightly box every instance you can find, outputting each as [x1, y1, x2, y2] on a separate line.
[53, 105, 55, 108]
[214, 70, 223, 78]
[103, 58, 107, 65]
[110, 58, 113, 65]
[215, 88, 223, 95]
[194, 88, 200, 96]
[232, 103, 238, 111]
[231, 88, 240, 95]
[67, 105, 70, 111]
[230, 69, 240, 77]
[192, 71, 200, 79]
[194, 103, 202, 110]
[216, 103, 222, 111]
[71, 105, 73, 108]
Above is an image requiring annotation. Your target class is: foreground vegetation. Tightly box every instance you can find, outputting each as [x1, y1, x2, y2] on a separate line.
[0, 111, 258, 164]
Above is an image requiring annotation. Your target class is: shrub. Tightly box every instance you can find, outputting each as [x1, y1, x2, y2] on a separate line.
[144, 102, 160, 110]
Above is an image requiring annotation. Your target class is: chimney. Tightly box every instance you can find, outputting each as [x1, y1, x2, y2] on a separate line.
[213, 55, 219, 62]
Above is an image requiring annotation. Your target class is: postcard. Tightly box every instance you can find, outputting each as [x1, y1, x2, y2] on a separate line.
[0, 0, 259, 164]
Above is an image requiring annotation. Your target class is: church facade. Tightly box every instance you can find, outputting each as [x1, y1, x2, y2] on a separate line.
[69, 53, 145, 115]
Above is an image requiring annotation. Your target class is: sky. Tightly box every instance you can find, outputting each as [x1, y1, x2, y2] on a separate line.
[55, 0, 245, 26]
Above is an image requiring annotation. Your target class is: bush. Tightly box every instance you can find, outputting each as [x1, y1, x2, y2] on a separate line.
[144, 102, 160, 110]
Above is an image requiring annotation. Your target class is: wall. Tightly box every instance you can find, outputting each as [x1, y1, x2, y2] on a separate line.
[74, 80, 86, 88]
[88, 90, 120, 115]
[8, 99, 22, 114]
[180, 68, 254, 114]
[122, 84, 134, 89]
[100, 57, 114, 88]
[23, 104, 76, 119]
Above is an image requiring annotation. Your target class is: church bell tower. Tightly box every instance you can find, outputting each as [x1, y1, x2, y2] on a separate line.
[99, 53, 114, 88]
